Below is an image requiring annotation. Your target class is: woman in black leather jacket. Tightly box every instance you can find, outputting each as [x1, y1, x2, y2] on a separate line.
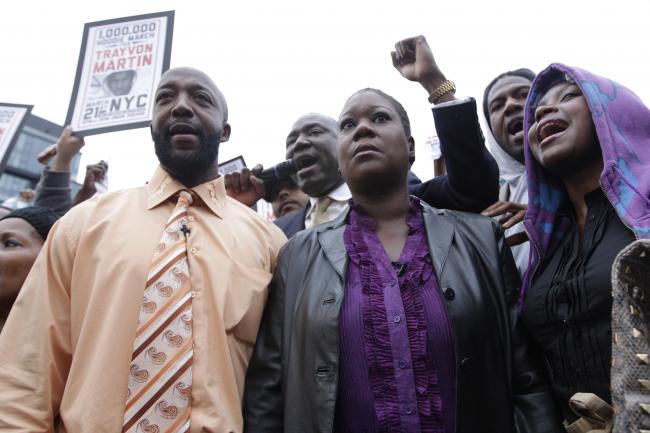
[243, 80, 562, 433]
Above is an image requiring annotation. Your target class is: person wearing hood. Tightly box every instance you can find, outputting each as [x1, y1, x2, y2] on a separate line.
[519, 63, 650, 429]
[481, 68, 536, 276]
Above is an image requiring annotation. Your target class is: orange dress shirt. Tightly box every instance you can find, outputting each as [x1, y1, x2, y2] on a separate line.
[0, 166, 286, 433]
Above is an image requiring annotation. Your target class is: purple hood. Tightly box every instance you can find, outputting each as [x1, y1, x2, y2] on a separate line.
[521, 63, 650, 306]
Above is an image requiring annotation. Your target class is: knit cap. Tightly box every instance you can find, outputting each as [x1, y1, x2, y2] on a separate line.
[0, 206, 59, 240]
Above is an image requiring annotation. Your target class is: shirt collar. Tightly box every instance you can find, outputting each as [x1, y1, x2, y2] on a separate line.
[308, 182, 352, 208]
[146, 165, 226, 218]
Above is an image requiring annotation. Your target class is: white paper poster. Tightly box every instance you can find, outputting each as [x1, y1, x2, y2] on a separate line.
[65, 11, 174, 136]
[0, 103, 32, 170]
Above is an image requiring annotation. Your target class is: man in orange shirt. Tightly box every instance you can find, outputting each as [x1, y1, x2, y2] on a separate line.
[0, 67, 286, 433]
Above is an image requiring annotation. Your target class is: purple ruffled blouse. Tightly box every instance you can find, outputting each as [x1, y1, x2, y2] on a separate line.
[333, 198, 455, 433]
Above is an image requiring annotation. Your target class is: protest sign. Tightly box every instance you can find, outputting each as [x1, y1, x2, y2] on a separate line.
[218, 156, 247, 175]
[65, 11, 174, 136]
[0, 103, 32, 174]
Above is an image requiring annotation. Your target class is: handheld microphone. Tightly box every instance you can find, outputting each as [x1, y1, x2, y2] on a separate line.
[254, 159, 298, 185]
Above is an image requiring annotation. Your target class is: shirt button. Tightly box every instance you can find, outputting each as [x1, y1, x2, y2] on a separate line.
[405, 406, 413, 415]
[393, 315, 401, 323]
[460, 357, 471, 371]
[188, 215, 195, 222]
[190, 247, 197, 255]
[399, 359, 406, 369]
[444, 287, 455, 300]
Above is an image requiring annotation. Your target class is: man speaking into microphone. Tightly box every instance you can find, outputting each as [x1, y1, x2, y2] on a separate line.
[224, 113, 352, 238]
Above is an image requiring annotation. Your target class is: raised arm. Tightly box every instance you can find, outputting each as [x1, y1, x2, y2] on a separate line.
[34, 126, 84, 215]
[393, 35, 499, 212]
[71, 160, 108, 207]
[413, 97, 499, 212]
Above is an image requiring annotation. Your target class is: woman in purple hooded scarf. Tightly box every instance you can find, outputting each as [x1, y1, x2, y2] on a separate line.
[520, 63, 650, 427]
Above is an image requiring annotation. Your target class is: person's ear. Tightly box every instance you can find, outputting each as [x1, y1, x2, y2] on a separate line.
[220, 123, 232, 143]
[408, 136, 416, 165]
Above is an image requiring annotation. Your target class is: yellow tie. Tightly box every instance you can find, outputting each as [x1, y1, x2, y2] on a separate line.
[123, 190, 194, 433]
[312, 196, 334, 226]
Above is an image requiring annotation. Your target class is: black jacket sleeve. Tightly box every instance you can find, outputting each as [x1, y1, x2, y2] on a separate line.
[494, 223, 564, 433]
[243, 246, 288, 433]
[409, 98, 499, 213]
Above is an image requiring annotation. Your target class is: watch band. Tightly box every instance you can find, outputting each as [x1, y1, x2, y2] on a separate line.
[428, 80, 456, 104]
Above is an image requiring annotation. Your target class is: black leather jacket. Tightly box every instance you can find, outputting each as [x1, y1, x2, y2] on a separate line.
[244, 202, 562, 433]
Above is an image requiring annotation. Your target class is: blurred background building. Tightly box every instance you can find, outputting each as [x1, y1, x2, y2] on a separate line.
[0, 114, 81, 203]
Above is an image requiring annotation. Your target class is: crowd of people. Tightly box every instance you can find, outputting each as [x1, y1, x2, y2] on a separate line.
[0, 34, 648, 433]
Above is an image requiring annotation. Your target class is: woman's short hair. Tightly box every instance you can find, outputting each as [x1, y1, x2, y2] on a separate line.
[348, 88, 412, 138]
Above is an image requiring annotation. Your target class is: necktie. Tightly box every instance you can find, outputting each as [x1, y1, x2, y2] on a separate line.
[123, 190, 194, 433]
[312, 196, 334, 226]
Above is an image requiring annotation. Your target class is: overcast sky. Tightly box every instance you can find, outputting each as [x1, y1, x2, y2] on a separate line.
[3, 0, 649, 189]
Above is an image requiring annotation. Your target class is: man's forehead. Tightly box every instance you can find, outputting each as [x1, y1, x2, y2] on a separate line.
[288, 114, 337, 135]
[157, 68, 218, 94]
[488, 76, 532, 101]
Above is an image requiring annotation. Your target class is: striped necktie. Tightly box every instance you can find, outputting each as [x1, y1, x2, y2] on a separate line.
[123, 190, 194, 433]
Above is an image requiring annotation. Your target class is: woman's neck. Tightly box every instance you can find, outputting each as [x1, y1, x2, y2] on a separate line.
[561, 157, 604, 238]
[352, 185, 410, 222]
[352, 185, 411, 261]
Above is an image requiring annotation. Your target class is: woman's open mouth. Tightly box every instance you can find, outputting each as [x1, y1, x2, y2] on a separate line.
[537, 119, 569, 147]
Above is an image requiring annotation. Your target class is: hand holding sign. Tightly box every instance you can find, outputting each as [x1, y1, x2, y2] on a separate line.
[37, 126, 85, 171]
